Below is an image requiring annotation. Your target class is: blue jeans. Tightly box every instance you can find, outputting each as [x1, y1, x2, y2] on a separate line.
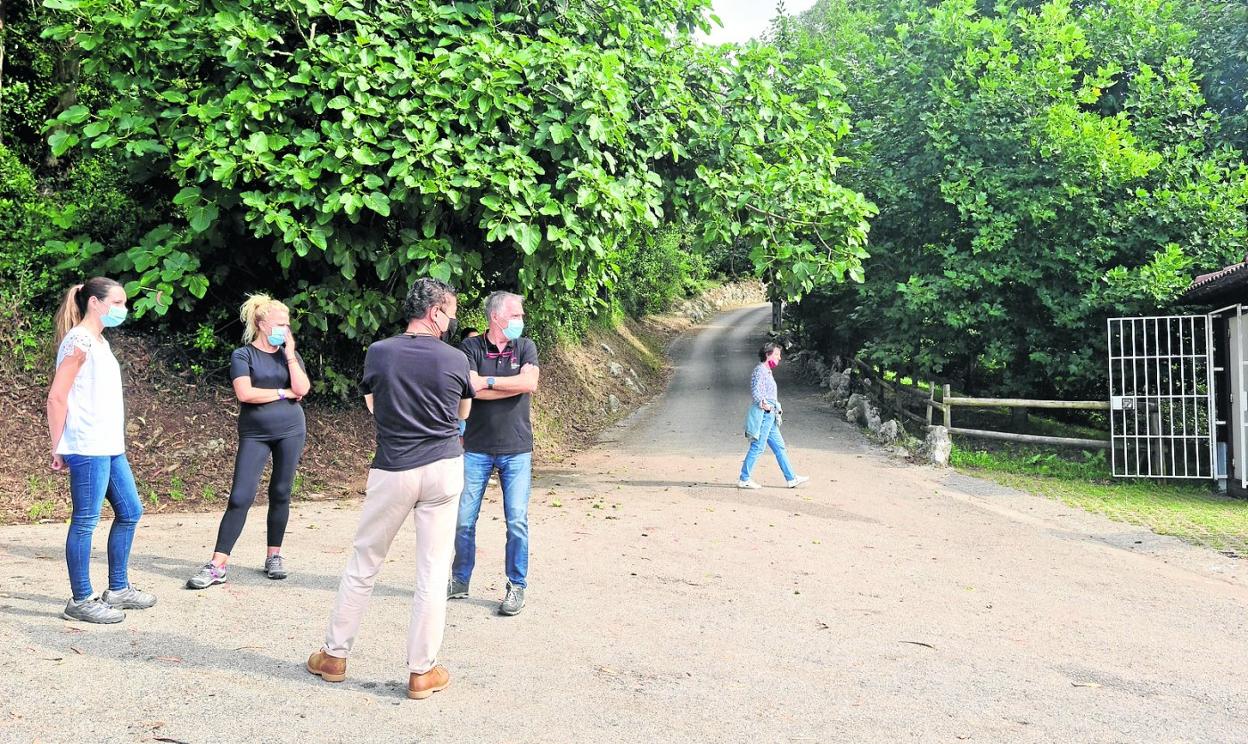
[739, 411, 796, 482]
[452, 451, 531, 588]
[64, 454, 143, 601]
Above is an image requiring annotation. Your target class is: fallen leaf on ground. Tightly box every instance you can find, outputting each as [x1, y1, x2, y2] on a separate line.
[1071, 681, 1102, 688]
[899, 641, 936, 650]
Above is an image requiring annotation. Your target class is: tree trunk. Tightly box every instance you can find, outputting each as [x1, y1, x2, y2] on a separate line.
[45, 42, 81, 169]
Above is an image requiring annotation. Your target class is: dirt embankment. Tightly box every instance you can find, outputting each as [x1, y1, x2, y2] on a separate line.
[0, 282, 763, 524]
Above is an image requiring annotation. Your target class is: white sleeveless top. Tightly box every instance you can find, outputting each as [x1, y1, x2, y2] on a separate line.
[55, 327, 126, 456]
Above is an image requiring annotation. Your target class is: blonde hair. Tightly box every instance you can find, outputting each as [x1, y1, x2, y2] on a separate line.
[55, 277, 122, 345]
[240, 294, 290, 343]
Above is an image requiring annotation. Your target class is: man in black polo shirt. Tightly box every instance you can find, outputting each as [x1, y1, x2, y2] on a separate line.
[448, 290, 539, 616]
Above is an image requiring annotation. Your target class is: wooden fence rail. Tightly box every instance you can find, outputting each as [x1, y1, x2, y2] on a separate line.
[848, 358, 1110, 450]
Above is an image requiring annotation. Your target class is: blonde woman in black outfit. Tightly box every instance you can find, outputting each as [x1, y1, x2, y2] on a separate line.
[187, 295, 312, 589]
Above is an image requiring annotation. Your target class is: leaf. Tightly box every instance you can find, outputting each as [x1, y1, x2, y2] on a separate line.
[58, 105, 90, 124]
[363, 192, 391, 217]
[48, 130, 78, 157]
[172, 186, 201, 206]
[188, 204, 219, 233]
[514, 223, 540, 255]
[586, 114, 606, 141]
[308, 227, 329, 251]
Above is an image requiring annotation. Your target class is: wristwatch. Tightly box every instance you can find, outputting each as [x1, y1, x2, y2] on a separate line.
[486, 376, 496, 390]
[278, 389, 287, 400]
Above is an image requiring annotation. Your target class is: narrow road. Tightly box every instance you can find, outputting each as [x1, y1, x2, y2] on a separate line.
[2, 304, 1247, 742]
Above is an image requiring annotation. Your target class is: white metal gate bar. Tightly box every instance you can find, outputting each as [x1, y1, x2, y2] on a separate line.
[1107, 315, 1215, 479]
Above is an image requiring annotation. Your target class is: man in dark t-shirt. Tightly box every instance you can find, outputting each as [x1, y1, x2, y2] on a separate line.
[308, 278, 473, 701]
[448, 290, 539, 616]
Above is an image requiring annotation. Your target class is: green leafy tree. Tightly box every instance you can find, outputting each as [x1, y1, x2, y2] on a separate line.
[787, 0, 1247, 398]
[41, 0, 874, 348]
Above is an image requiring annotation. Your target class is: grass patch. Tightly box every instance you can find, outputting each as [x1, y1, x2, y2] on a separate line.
[952, 443, 1248, 557]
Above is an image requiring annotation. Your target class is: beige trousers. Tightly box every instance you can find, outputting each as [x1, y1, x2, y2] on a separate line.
[322, 456, 463, 674]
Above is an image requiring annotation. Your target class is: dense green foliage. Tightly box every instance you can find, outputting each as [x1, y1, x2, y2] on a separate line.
[7, 0, 1245, 409]
[786, 0, 1247, 398]
[20, 0, 870, 360]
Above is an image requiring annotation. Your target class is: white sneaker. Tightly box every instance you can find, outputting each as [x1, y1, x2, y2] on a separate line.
[737, 480, 762, 490]
[786, 476, 810, 488]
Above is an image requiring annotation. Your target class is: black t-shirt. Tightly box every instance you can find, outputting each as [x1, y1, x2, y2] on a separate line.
[460, 335, 539, 455]
[230, 345, 307, 440]
[362, 334, 475, 472]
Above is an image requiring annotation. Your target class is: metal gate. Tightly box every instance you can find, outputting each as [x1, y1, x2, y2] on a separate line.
[1107, 315, 1216, 479]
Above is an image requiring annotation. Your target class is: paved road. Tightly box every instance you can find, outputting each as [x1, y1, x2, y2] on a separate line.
[2, 304, 1246, 743]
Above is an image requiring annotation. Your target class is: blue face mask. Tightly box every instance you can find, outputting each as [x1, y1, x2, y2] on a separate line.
[503, 318, 524, 341]
[102, 306, 127, 328]
[267, 327, 287, 346]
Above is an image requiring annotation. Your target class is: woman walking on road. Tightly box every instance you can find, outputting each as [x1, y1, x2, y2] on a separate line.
[48, 277, 155, 624]
[187, 294, 311, 589]
[738, 342, 809, 490]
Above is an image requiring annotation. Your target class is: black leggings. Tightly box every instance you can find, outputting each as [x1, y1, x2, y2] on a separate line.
[213, 434, 306, 555]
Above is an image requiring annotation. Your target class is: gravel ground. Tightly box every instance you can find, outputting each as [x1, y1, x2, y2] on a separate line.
[2, 304, 1246, 743]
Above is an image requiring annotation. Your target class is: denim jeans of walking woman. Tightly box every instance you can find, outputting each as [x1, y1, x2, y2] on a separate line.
[64, 453, 143, 602]
[739, 409, 796, 483]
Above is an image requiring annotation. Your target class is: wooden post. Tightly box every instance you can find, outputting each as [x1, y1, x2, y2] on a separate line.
[1011, 406, 1029, 432]
[943, 384, 952, 428]
[926, 381, 935, 427]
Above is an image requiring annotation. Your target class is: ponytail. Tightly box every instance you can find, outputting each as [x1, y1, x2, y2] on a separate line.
[240, 293, 290, 343]
[55, 277, 121, 344]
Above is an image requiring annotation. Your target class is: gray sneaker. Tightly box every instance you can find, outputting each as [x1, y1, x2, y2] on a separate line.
[62, 597, 124, 624]
[499, 582, 525, 616]
[101, 586, 157, 610]
[186, 562, 227, 590]
[264, 554, 287, 580]
[447, 579, 469, 599]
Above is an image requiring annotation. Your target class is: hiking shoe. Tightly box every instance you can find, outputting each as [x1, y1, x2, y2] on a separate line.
[306, 650, 347, 683]
[62, 597, 124, 624]
[737, 479, 762, 490]
[786, 475, 810, 488]
[408, 665, 450, 700]
[186, 562, 227, 590]
[499, 582, 525, 616]
[102, 586, 157, 610]
[447, 579, 469, 599]
[264, 554, 287, 580]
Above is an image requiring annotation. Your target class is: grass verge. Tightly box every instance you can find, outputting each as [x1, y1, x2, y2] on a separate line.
[952, 444, 1248, 558]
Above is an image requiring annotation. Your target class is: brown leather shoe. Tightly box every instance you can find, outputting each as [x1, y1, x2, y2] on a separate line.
[407, 665, 450, 700]
[306, 650, 346, 683]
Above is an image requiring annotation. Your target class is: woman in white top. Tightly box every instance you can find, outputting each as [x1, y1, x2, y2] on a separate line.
[47, 277, 156, 624]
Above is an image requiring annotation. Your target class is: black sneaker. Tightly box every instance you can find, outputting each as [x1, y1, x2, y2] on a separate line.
[447, 579, 469, 599]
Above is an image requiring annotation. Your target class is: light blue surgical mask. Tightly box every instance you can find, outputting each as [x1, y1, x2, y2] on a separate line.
[102, 306, 127, 328]
[503, 318, 524, 341]
[267, 327, 287, 346]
